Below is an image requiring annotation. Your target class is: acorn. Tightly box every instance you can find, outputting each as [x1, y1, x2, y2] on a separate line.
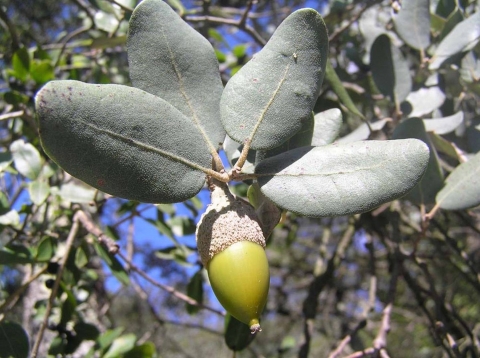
[196, 180, 269, 333]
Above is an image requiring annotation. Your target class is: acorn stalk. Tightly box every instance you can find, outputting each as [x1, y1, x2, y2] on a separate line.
[196, 180, 269, 333]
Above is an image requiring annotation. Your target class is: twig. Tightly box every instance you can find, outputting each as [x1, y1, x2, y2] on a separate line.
[0, 110, 24, 121]
[54, 25, 92, 68]
[0, 266, 48, 315]
[186, 15, 266, 46]
[117, 251, 225, 317]
[31, 211, 81, 358]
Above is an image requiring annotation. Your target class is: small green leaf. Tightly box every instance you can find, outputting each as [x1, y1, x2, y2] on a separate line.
[30, 59, 55, 85]
[11, 47, 30, 82]
[224, 314, 256, 351]
[124, 342, 156, 358]
[256, 140, 429, 217]
[103, 333, 137, 358]
[325, 61, 364, 119]
[429, 12, 480, 70]
[36, 80, 211, 204]
[371, 34, 411, 104]
[94, 11, 120, 33]
[186, 269, 204, 314]
[221, 8, 328, 150]
[436, 152, 480, 210]
[392, 118, 444, 205]
[75, 245, 89, 268]
[0, 210, 20, 227]
[94, 242, 130, 285]
[59, 284, 77, 326]
[97, 327, 125, 351]
[35, 236, 55, 262]
[0, 245, 33, 264]
[128, 0, 225, 149]
[312, 108, 343, 146]
[0, 321, 29, 358]
[0, 151, 12, 172]
[28, 181, 50, 205]
[393, 0, 430, 50]
[10, 139, 42, 180]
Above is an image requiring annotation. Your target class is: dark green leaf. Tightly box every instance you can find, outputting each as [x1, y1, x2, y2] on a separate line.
[186, 269, 203, 314]
[393, 0, 430, 50]
[0, 245, 33, 264]
[75, 245, 89, 268]
[392, 118, 444, 205]
[0, 151, 12, 172]
[0, 321, 30, 358]
[60, 284, 77, 326]
[371, 34, 411, 104]
[436, 152, 480, 210]
[94, 242, 130, 285]
[256, 140, 429, 217]
[35, 236, 55, 262]
[103, 333, 136, 358]
[224, 314, 256, 351]
[221, 8, 328, 150]
[36, 80, 211, 204]
[74, 322, 100, 341]
[128, 0, 225, 149]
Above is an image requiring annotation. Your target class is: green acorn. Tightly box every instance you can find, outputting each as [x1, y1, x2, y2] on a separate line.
[196, 181, 269, 333]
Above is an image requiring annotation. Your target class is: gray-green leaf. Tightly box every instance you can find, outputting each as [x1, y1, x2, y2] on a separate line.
[429, 12, 480, 70]
[255, 140, 429, 217]
[128, 0, 225, 149]
[393, 0, 431, 50]
[28, 181, 50, 205]
[220, 8, 328, 150]
[35, 80, 210, 203]
[403, 87, 446, 117]
[423, 111, 463, 135]
[436, 151, 480, 210]
[312, 108, 343, 146]
[371, 34, 412, 104]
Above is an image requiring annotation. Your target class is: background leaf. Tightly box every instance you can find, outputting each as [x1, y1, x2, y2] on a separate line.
[0, 321, 29, 358]
[393, 0, 431, 50]
[423, 111, 464, 135]
[392, 118, 444, 205]
[403, 87, 446, 117]
[311, 108, 343, 146]
[36, 80, 211, 203]
[370, 34, 412, 104]
[28, 181, 50, 205]
[429, 12, 480, 70]
[256, 140, 429, 217]
[436, 152, 480, 210]
[127, 0, 225, 149]
[186, 269, 203, 314]
[224, 314, 256, 352]
[220, 8, 328, 150]
[10, 139, 42, 180]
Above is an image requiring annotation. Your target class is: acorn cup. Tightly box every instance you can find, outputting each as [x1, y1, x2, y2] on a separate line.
[196, 181, 269, 334]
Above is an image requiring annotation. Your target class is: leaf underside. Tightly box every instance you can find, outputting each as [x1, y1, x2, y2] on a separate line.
[36, 80, 211, 203]
[220, 8, 328, 150]
[255, 139, 430, 217]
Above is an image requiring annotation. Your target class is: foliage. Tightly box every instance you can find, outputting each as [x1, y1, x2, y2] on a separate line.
[1, 0, 480, 357]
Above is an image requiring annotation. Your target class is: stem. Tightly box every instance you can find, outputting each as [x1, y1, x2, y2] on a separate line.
[31, 212, 80, 358]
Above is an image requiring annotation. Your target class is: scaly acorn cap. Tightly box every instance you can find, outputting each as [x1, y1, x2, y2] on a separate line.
[196, 181, 266, 266]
